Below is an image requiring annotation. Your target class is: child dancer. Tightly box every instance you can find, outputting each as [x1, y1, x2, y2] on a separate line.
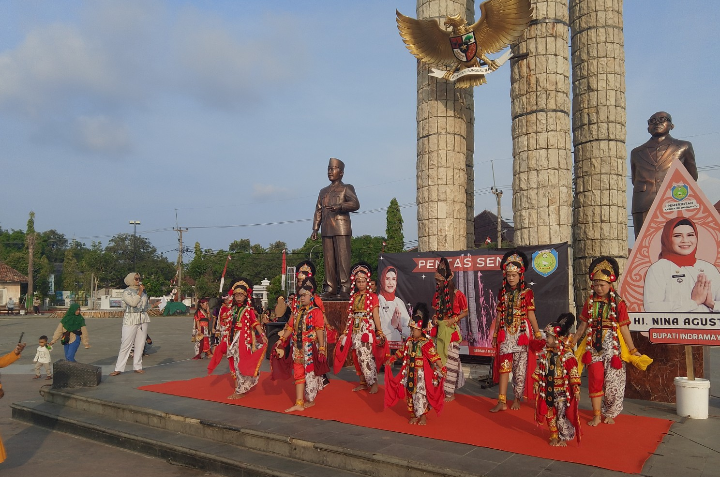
[491, 250, 541, 412]
[207, 294, 233, 374]
[571, 257, 652, 426]
[192, 298, 212, 359]
[275, 276, 327, 412]
[533, 313, 582, 447]
[226, 278, 267, 400]
[334, 262, 386, 394]
[385, 303, 446, 425]
[431, 257, 468, 402]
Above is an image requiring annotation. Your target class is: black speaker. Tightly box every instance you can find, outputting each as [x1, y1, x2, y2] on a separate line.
[52, 360, 102, 389]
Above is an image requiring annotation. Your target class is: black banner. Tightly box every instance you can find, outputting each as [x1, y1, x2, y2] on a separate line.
[375, 243, 570, 356]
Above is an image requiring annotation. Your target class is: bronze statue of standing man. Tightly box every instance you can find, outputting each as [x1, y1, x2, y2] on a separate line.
[312, 158, 360, 300]
[631, 112, 698, 237]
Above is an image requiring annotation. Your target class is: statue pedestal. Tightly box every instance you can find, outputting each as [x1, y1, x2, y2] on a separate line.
[625, 331, 704, 403]
[323, 300, 350, 366]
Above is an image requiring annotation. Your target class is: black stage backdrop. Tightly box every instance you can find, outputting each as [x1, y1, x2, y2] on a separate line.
[376, 243, 570, 356]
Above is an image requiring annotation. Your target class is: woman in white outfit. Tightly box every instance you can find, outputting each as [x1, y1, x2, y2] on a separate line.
[110, 272, 150, 375]
[644, 217, 720, 312]
[378, 266, 411, 346]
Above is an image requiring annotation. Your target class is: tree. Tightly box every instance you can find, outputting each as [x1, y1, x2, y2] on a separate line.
[385, 198, 405, 253]
[266, 275, 283, 312]
[62, 247, 81, 296]
[351, 235, 385, 276]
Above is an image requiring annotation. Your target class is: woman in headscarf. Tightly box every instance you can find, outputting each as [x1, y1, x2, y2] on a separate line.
[430, 257, 468, 403]
[378, 266, 411, 347]
[50, 303, 90, 361]
[644, 216, 720, 312]
[110, 272, 150, 376]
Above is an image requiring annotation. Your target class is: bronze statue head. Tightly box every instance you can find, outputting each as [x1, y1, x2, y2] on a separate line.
[327, 158, 344, 182]
[647, 111, 673, 137]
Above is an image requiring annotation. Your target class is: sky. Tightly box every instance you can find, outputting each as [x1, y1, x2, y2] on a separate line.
[1, 0, 719, 258]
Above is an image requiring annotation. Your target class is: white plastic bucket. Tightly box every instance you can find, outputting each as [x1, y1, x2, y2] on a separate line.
[674, 377, 710, 419]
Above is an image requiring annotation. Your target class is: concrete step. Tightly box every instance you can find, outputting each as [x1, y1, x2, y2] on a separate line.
[13, 388, 480, 477]
[12, 399, 363, 477]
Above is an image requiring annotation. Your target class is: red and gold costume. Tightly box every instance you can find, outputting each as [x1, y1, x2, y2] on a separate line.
[493, 251, 537, 403]
[207, 301, 233, 375]
[334, 290, 386, 384]
[574, 257, 652, 420]
[533, 329, 581, 444]
[227, 303, 266, 394]
[192, 303, 211, 359]
[385, 336, 445, 418]
[280, 303, 326, 401]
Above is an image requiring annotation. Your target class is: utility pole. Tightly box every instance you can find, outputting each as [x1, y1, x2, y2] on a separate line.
[490, 161, 503, 248]
[129, 220, 141, 270]
[174, 227, 188, 301]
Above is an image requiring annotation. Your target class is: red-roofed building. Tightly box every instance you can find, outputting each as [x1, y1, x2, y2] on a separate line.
[0, 261, 28, 311]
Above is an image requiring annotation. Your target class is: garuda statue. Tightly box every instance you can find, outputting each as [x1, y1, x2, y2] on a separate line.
[397, 0, 532, 88]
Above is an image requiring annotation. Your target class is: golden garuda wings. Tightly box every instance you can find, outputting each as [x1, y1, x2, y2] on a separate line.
[397, 0, 532, 88]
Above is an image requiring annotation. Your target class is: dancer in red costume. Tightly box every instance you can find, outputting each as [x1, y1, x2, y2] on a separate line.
[223, 278, 267, 400]
[533, 312, 582, 447]
[275, 276, 328, 412]
[430, 257, 468, 402]
[192, 298, 212, 359]
[334, 262, 387, 394]
[571, 257, 651, 426]
[208, 294, 233, 374]
[491, 250, 541, 412]
[385, 303, 446, 425]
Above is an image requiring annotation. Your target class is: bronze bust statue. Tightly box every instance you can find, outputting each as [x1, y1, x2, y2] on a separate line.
[631, 112, 698, 237]
[311, 158, 360, 300]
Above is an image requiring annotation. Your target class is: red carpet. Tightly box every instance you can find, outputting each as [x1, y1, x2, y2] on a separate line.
[139, 373, 671, 474]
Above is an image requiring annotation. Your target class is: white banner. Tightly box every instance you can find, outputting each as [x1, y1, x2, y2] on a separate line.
[629, 312, 720, 332]
[428, 50, 513, 81]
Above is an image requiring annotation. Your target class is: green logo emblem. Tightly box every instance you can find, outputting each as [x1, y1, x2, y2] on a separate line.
[532, 249, 558, 278]
[671, 184, 689, 201]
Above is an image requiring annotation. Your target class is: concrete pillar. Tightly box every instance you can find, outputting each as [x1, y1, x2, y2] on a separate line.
[510, 0, 573, 249]
[416, 0, 475, 252]
[570, 0, 627, 304]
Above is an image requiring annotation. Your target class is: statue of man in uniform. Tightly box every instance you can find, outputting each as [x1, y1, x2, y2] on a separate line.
[311, 158, 360, 300]
[631, 112, 698, 238]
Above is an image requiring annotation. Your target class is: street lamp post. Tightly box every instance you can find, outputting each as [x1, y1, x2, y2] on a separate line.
[309, 244, 319, 261]
[129, 220, 141, 270]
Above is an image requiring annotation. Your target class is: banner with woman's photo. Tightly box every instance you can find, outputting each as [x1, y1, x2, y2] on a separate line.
[376, 243, 570, 356]
[619, 161, 720, 345]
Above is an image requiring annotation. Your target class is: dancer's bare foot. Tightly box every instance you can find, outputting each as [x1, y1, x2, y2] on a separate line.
[444, 394, 455, 403]
[304, 401, 316, 409]
[227, 393, 245, 400]
[549, 438, 567, 447]
[285, 404, 305, 413]
[368, 382, 379, 394]
[588, 414, 602, 426]
[408, 417, 419, 425]
[510, 399, 521, 410]
[109, 371, 122, 376]
[603, 416, 615, 424]
[352, 384, 367, 392]
[489, 401, 507, 413]
[418, 415, 427, 426]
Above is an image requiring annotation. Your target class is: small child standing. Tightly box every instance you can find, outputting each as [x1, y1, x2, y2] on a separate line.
[533, 313, 581, 446]
[385, 303, 446, 425]
[33, 335, 52, 380]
